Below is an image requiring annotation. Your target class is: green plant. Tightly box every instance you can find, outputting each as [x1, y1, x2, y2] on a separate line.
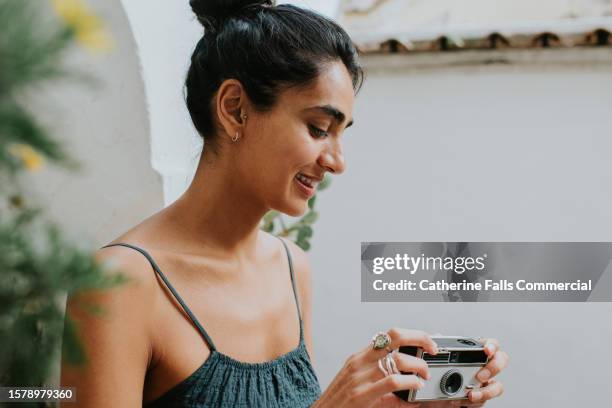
[0, 0, 122, 400]
[261, 175, 332, 251]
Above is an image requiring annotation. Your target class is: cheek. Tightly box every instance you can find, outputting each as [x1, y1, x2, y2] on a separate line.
[285, 122, 320, 159]
[265, 123, 319, 171]
[241, 118, 320, 196]
[285, 140, 317, 163]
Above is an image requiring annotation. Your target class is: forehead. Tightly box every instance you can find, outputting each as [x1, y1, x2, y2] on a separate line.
[280, 61, 355, 117]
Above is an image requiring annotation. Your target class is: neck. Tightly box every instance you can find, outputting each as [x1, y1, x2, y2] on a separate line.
[162, 151, 268, 258]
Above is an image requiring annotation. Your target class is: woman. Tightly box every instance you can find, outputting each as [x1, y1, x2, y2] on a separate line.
[61, 1, 508, 406]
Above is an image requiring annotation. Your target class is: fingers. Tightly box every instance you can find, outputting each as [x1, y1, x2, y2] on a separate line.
[375, 393, 422, 408]
[367, 373, 425, 397]
[391, 328, 438, 355]
[348, 333, 505, 407]
[347, 373, 424, 407]
[451, 401, 485, 407]
[468, 379, 504, 403]
[394, 351, 430, 380]
[478, 337, 499, 357]
[371, 328, 438, 357]
[476, 349, 509, 382]
[360, 329, 437, 366]
[351, 352, 430, 385]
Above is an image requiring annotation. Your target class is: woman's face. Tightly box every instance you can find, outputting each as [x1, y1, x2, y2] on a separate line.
[237, 61, 356, 216]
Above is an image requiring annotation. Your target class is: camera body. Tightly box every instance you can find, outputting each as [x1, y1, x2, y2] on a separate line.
[394, 336, 489, 402]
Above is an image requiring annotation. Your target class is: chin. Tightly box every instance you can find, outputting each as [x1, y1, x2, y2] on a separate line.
[267, 182, 312, 217]
[271, 196, 309, 218]
[281, 201, 308, 217]
[287, 203, 308, 217]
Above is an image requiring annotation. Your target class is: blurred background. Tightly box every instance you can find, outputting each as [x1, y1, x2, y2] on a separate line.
[3, 0, 612, 407]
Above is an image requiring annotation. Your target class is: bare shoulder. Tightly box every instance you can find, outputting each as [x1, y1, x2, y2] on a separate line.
[60, 244, 160, 406]
[94, 243, 161, 291]
[69, 244, 161, 317]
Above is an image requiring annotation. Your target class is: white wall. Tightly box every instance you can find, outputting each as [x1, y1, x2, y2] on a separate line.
[307, 49, 612, 406]
[118, 0, 203, 203]
[284, 0, 342, 17]
[29, 0, 162, 247]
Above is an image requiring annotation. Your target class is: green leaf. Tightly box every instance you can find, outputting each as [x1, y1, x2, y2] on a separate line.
[261, 211, 278, 232]
[297, 225, 313, 241]
[301, 211, 318, 224]
[308, 195, 317, 209]
[61, 317, 87, 366]
[317, 174, 332, 191]
[263, 210, 279, 223]
[296, 240, 311, 251]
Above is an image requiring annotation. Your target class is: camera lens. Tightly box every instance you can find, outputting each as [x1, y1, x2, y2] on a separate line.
[440, 369, 463, 396]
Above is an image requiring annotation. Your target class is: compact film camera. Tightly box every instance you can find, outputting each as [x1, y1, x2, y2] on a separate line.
[394, 336, 489, 402]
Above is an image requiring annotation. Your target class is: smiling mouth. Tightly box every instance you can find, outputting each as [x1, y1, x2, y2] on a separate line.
[295, 172, 320, 190]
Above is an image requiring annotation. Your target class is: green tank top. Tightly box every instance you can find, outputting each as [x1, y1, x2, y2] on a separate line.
[102, 238, 322, 407]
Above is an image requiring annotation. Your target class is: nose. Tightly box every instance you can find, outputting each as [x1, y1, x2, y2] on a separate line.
[317, 141, 346, 175]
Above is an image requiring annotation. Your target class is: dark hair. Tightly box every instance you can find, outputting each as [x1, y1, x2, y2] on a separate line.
[186, 0, 364, 154]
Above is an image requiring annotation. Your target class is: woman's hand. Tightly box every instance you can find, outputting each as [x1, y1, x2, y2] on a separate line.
[313, 334, 508, 408]
[421, 337, 509, 408]
[312, 328, 439, 408]
[460, 337, 508, 406]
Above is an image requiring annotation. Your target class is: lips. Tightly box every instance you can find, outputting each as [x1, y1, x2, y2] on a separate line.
[294, 172, 319, 197]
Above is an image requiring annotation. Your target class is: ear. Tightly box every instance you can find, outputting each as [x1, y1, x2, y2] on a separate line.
[215, 79, 248, 141]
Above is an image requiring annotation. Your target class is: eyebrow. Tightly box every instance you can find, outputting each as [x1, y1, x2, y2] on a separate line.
[304, 104, 354, 129]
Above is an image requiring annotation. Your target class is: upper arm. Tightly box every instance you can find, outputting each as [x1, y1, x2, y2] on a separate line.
[60, 247, 157, 407]
[281, 239, 315, 367]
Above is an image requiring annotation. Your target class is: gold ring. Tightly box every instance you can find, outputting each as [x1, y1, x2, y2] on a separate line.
[371, 331, 391, 350]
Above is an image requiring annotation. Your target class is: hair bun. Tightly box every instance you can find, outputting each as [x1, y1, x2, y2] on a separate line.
[190, 0, 274, 30]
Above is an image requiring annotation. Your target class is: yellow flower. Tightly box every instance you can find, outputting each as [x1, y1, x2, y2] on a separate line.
[8, 143, 44, 171]
[51, 0, 113, 52]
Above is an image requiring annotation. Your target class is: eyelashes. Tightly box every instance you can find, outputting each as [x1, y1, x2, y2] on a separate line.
[308, 124, 329, 139]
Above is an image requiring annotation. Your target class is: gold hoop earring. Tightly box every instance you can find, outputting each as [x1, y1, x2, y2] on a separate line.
[232, 131, 240, 142]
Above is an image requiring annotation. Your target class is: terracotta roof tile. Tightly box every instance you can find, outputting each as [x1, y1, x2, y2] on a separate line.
[339, 0, 612, 53]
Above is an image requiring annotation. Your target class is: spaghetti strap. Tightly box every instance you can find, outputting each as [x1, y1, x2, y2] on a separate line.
[277, 237, 304, 341]
[101, 242, 217, 351]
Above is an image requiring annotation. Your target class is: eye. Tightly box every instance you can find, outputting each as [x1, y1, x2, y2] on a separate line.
[308, 124, 329, 139]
